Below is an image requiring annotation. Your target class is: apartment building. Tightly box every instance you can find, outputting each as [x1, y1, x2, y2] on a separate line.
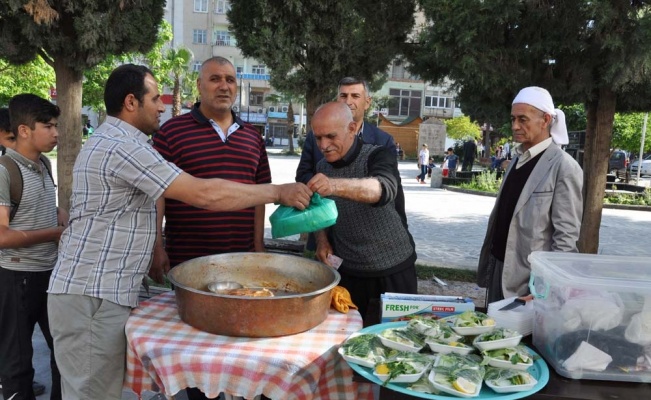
[163, 0, 277, 136]
[163, 2, 459, 139]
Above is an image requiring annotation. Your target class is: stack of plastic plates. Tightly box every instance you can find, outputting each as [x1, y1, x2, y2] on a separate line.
[487, 297, 534, 336]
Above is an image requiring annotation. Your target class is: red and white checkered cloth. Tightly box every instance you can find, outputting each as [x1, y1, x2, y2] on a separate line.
[124, 291, 374, 399]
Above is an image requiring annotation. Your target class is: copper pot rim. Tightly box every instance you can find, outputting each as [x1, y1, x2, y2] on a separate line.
[167, 252, 341, 300]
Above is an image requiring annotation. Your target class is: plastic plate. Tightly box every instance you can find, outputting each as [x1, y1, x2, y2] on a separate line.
[337, 346, 375, 369]
[485, 375, 537, 393]
[378, 329, 425, 353]
[342, 321, 549, 400]
[473, 334, 523, 352]
[485, 357, 533, 371]
[428, 369, 482, 398]
[375, 367, 427, 383]
[426, 340, 474, 355]
[452, 325, 496, 336]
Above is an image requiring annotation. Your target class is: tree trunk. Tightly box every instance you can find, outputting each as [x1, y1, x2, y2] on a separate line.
[172, 75, 181, 117]
[54, 59, 83, 212]
[578, 88, 616, 254]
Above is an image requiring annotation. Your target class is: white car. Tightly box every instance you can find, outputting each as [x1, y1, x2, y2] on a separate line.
[630, 154, 651, 176]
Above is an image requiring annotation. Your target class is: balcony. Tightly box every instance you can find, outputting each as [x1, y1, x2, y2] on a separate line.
[237, 73, 270, 81]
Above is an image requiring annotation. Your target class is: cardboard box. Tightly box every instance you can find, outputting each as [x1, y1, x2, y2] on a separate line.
[380, 292, 475, 323]
[529, 251, 651, 382]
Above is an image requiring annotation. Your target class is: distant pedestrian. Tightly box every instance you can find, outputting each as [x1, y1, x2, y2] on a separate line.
[444, 147, 459, 178]
[417, 143, 429, 183]
[462, 139, 477, 171]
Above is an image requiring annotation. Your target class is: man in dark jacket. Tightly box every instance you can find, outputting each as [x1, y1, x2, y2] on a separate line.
[462, 139, 477, 171]
[295, 77, 396, 184]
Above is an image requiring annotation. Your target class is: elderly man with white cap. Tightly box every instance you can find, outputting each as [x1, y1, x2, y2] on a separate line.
[477, 86, 583, 304]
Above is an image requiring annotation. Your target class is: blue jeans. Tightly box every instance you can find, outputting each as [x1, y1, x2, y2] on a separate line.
[419, 165, 428, 182]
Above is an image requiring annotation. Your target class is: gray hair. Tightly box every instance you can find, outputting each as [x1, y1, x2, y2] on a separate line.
[338, 77, 371, 97]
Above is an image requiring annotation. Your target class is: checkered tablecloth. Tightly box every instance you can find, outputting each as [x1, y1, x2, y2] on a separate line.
[124, 291, 374, 399]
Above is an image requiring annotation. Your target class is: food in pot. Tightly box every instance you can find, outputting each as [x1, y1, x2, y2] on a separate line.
[221, 287, 274, 297]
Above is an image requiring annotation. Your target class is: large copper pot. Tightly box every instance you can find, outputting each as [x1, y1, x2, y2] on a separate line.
[167, 252, 340, 337]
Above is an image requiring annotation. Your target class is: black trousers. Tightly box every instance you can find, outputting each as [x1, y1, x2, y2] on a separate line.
[0, 267, 61, 400]
[340, 265, 418, 327]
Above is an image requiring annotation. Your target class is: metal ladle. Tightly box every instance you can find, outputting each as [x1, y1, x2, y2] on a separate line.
[207, 280, 244, 293]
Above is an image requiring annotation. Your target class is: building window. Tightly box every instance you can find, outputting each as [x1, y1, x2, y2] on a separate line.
[194, 0, 208, 12]
[252, 65, 266, 75]
[236, 65, 244, 74]
[391, 59, 420, 80]
[193, 29, 207, 44]
[193, 61, 202, 72]
[214, 30, 235, 46]
[425, 95, 452, 109]
[215, 0, 231, 14]
[250, 91, 264, 106]
[389, 89, 422, 117]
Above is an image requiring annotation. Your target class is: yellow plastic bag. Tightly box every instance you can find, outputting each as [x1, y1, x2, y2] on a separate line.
[331, 286, 358, 314]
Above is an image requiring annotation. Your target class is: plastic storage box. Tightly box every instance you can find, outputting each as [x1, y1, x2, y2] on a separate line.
[528, 251, 651, 382]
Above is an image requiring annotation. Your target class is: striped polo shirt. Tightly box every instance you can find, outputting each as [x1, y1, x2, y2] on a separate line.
[48, 117, 182, 307]
[153, 104, 271, 267]
[0, 149, 58, 271]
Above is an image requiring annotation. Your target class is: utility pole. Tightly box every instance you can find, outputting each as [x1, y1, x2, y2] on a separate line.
[637, 113, 647, 182]
[247, 82, 251, 122]
[238, 79, 243, 117]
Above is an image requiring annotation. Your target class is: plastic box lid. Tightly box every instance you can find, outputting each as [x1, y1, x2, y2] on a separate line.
[529, 251, 651, 295]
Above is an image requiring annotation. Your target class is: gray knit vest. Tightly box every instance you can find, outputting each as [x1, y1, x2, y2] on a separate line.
[316, 144, 414, 272]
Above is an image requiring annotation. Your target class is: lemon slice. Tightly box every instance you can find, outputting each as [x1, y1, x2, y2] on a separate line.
[375, 363, 390, 375]
[482, 318, 496, 326]
[452, 376, 477, 394]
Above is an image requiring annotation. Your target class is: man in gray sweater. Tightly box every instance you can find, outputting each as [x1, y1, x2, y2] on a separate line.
[307, 102, 417, 322]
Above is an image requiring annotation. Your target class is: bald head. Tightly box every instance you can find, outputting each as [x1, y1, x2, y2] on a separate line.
[311, 102, 357, 163]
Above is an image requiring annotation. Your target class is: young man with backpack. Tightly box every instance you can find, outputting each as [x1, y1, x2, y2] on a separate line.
[0, 94, 67, 400]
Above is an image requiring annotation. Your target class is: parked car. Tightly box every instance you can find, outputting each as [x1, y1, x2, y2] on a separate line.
[630, 154, 651, 176]
[608, 150, 629, 180]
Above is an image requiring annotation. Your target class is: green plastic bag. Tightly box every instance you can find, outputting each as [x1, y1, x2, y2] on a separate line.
[269, 193, 338, 239]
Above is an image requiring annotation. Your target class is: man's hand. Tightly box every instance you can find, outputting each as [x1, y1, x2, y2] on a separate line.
[278, 182, 312, 210]
[314, 230, 333, 265]
[307, 173, 336, 197]
[149, 241, 170, 284]
[57, 207, 69, 228]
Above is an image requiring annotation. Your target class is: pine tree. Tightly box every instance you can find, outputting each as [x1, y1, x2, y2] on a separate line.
[0, 0, 166, 210]
[228, 0, 417, 125]
[408, 0, 651, 252]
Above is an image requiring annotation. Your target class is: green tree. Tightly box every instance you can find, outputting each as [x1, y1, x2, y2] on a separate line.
[0, 0, 166, 210]
[612, 112, 651, 154]
[160, 47, 193, 117]
[444, 116, 481, 141]
[82, 55, 123, 122]
[0, 56, 55, 105]
[82, 21, 174, 121]
[407, 0, 651, 253]
[266, 92, 304, 154]
[228, 0, 416, 125]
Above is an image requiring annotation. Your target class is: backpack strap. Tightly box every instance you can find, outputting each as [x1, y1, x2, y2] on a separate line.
[39, 154, 55, 188]
[0, 155, 23, 222]
[0, 155, 54, 222]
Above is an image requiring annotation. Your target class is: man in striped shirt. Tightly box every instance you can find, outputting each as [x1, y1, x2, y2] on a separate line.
[47, 64, 311, 400]
[0, 94, 66, 400]
[153, 56, 270, 271]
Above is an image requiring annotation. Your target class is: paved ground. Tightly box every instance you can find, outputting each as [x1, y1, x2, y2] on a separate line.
[18, 150, 651, 400]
